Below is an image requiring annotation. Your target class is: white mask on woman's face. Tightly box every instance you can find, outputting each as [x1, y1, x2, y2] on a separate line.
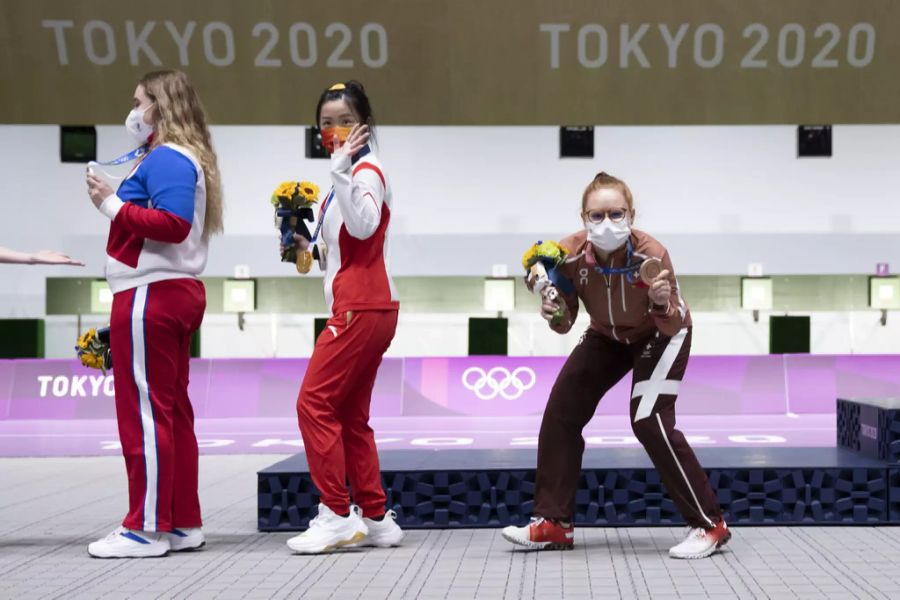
[586, 218, 631, 252]
[125, 104, 155, 145]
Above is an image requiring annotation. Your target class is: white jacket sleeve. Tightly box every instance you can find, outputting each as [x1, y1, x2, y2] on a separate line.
[330, 152, 385, 240]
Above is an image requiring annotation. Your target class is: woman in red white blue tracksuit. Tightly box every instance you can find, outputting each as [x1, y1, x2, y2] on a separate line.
[286, 81, 404, 554]
[85, 70, 223, 558]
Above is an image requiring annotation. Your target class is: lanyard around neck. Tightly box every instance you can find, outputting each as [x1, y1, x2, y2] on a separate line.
[310, 188, 335, 244]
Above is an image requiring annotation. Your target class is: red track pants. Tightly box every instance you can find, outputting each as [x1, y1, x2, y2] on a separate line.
[297, 309, 398, 517]
[109, 278, 206, 532]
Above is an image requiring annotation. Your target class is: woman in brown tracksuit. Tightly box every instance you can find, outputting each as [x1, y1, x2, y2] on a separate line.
[502, 172, 730, 559]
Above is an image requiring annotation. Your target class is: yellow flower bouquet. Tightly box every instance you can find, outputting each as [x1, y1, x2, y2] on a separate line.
[272, 181, 321, 272]
[522, 240, 573, 326]
[75, 326, 112, 374]
[521, 240, 567, 272]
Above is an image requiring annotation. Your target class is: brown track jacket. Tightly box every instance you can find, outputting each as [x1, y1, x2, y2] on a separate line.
[551, 229, 691, 342]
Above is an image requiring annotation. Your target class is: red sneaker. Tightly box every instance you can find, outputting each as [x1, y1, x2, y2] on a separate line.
[501, 517, 574, 550]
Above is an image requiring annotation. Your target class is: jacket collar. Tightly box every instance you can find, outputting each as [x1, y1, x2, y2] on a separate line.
[351, 144, 371, 165]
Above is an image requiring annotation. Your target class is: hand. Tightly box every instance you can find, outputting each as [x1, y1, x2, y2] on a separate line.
[540, 287, 567, 323]
[292, 233, 311, 251]
[333, 124, 370, 157]
[279, 233, 311, 256]
[86, 173, 115, 209]
[30, 250, 84, 266]
[648, 269, 671, 307]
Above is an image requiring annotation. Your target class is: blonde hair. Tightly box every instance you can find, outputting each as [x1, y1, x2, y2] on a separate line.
[140, 70, 223, 239]
[581, 171, 634, 214]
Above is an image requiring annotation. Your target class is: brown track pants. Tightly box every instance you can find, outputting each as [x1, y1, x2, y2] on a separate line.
[533, 327, 722, 528]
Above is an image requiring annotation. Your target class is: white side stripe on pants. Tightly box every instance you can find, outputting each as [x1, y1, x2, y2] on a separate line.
[131, 285, 159, 532]
[656, 412, 714, 527]
[632, 328, 687, 422]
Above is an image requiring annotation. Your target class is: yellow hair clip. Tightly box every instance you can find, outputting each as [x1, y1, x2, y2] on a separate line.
[328, 83, 346, 91]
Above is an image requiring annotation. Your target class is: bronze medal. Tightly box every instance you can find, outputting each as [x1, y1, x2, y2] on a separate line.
[639, 257, 663, 285]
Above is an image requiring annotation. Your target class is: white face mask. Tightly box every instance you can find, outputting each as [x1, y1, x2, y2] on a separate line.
[125, 104, 154, 145]
[587, 218, 631, 252]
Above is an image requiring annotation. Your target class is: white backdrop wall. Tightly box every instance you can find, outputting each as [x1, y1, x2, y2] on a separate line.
[2, 124, 900, 355]
[41, 310, 900, 359]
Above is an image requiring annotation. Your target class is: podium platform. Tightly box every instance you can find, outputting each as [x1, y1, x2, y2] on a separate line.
[837, 397, 900, 463]
[258, 446, 897, 531]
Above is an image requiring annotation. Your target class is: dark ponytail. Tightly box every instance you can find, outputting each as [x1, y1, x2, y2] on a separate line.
[315, 80, 376, 139]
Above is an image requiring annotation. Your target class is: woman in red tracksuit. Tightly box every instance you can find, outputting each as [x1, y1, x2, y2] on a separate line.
[286, 81, 403, 554]
[502, 172, 730, 559]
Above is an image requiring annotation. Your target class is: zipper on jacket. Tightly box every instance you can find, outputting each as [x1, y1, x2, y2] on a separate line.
[606, 257, 618, 340]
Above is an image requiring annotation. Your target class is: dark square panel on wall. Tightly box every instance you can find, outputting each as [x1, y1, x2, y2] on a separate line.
[305, 127, 329, 159]
[60, 126, 97, 163]
[770, 315, 810, 354]
[190, 330, 201, 358]
[468, 318, 508, 356]
[314, 317, 328, 341]
[0, 319, 44, 358]
[798, 125, 832, 158]
[560, 126, 594, 158]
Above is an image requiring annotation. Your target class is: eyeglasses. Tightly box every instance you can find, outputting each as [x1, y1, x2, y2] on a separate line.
[584, 209, 629, 223]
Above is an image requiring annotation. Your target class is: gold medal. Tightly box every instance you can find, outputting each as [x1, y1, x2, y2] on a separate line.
[639, 257, 663, 285]
[296, 249, 313, 274]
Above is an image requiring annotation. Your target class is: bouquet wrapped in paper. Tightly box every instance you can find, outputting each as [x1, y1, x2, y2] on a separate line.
[75, 326, 112, 374]
[522, 240, 573, 326]
[272, 181, 320, 273]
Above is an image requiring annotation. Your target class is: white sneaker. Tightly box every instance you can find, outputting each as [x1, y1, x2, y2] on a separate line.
[168, 528, 205, 551]
[669, 521, 731, 559]
[501, 517, 575, 550]
[87, 527, 170, 558]
[361, 510, 404, 548]
[287, 504, 368, 554]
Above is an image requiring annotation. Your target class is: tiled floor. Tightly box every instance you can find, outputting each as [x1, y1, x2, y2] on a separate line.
[1, 455, 898, 600]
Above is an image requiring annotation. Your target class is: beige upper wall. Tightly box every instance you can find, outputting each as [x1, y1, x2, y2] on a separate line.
[1, 0, 898, 124]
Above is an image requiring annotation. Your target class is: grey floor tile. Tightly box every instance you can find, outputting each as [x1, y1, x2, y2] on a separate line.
[2, 455, 899, 600]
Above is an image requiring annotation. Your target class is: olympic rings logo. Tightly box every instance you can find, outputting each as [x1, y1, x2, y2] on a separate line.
[461, 367, 537, 400]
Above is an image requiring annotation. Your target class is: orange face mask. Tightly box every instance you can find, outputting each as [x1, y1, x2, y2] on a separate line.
[320, 126, 353, 153]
